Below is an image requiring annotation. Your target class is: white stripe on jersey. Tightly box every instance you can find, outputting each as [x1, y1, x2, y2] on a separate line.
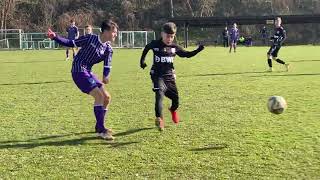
[71, 34, 112, 73]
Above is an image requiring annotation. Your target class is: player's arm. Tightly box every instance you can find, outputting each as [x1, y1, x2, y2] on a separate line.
[76, 26, 80, 39]
[175, 44, 204, 58]
[140, 42, 153, 69]
[280, 29, 287, 45]
[237, 30, 240, 40]
[47, 29, 88, 47]
[102, 48, 112, 84]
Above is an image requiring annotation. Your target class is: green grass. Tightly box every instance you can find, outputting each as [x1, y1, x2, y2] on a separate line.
[0, 46, 319, 179]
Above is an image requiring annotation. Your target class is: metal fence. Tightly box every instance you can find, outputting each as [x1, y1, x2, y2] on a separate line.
[0, 29, 156, 50]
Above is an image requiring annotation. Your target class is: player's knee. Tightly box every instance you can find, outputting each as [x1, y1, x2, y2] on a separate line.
[103, 93, 111, 105]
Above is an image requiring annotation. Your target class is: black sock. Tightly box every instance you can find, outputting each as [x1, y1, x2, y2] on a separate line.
[268, 59, 272, 67]
[276, 58, 285, 64]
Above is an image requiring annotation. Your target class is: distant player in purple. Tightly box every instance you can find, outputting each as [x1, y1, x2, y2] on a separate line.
[66, 19, 79, 60]
[229, 23, 240, 53]
[47, 20, 118, 140]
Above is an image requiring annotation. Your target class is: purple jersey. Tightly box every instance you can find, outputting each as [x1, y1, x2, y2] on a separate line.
[66, 26, 79, 40]
[229, 28, 239, 40]
[54, 34, 112, 77]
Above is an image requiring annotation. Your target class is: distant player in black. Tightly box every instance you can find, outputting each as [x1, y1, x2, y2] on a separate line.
[267, 17, 289, 72]
[222, 26, 229, 47]
[260, 26, 268, 45]
[140, 22, 204, 131]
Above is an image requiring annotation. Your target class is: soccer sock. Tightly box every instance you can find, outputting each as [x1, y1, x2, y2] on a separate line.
[103, 108, 108, 125]
[276, 58, 285, 64]
[94, 105, 106, 133]
[169, 96, 179, 111]
[155, 92, 163, 118]
[268, 59, 272, 67]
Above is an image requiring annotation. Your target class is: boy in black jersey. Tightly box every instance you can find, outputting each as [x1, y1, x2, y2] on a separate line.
[267, 17, 289, 72]
[140, 22, 204, 131]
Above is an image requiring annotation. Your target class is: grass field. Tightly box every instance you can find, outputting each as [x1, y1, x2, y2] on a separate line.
[0, 46, 319, 179]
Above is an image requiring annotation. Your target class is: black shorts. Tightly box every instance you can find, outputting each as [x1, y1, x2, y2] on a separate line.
[268, 45, 281, 57]
[150, 71, 178, 96]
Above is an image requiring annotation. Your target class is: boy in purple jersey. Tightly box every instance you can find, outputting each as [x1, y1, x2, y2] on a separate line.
[48, 20, 118, 140]
[229, 23, 240, 53]
[66, 19, 79, 60]
[140, 22, 204, 131]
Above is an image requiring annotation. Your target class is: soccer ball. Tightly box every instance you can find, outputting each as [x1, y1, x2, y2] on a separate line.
[267, 96, 287, 114]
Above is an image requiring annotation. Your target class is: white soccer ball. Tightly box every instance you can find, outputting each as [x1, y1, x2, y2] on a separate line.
[267, 96, 287, 114]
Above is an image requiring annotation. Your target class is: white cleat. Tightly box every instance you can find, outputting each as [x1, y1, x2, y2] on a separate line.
[97, 131, 114, 141]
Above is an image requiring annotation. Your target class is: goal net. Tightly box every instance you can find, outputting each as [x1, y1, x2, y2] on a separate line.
[0, 29, 22, 49]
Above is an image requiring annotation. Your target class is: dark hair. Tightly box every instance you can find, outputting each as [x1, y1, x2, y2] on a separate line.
[70, 19, 75, 23]
[100, 20, 118, 32]
[85, 25, 92, 28]
[162, 22, 177, 34]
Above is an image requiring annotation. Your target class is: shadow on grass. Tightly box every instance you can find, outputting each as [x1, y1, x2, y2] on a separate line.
[289, 59, 320, 63]
[0, 132, 94, 144]
[0, 131, 140, 149]
[0, 60, 63, 64]
[190, 143, 228, 152]
[250, 73, 320, 77]
[181, 71, 268, 77]
[113, 127, 154, 137]
[0, 80, 70, 86]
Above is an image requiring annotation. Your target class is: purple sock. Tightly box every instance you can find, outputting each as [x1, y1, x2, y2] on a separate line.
[94, 105, 106, 133]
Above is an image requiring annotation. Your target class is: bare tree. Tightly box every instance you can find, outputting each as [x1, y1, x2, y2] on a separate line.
[0, 0, 14, 30]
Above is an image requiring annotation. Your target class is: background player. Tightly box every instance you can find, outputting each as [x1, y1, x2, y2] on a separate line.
[260, 26, 268, 45]
[48, 20, 118, 140]
[66, 19, 79, 60]
[222, 26, 229, 48]
[267, 17, 289, 72]
[140, 22, 204, 131]
[229, 23, 240, 53]
[85, 25, 93, 35]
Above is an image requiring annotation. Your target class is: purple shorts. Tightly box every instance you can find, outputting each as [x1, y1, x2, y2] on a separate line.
[72, 71, 102, 94]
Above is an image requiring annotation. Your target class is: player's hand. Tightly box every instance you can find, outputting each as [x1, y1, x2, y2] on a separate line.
[140, 63, 147, 69]
[47, 29, 56, 39]
[102, 76, 109, 84]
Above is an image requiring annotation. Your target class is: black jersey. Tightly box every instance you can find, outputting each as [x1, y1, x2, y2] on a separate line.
[222, 30, 229, 38]
[140, 39, 203, 76]
[271, 26, 286, 46]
